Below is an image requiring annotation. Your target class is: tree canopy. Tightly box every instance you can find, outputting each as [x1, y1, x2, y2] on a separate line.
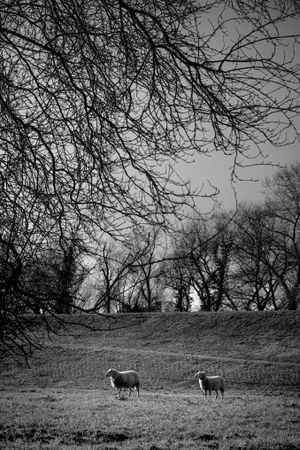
[1, 0, 299, 241]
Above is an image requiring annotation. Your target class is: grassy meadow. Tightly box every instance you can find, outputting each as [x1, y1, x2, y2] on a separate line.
[0, 311, 299, 449]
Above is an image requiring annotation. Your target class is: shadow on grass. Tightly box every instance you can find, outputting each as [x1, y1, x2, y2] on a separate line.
[0, 424, 131, 446]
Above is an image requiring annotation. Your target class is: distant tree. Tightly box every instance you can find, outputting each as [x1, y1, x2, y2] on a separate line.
[124, 228, 166, 312]
[92, 230, 165, 313]
[48, 238, 88, 314]
[162, 249, 192, 312]
[231, 164, 300, 310]
[209, 213, 236, 310]
[93, 242, 133, 314]
[231, 204, 281, 310]
[170, 212, 235, 311]
[263, 163, 300, 310]
[0, 224, 89, 361]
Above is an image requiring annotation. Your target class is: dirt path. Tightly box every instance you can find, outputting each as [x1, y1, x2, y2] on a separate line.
[48, 342, 300, 368]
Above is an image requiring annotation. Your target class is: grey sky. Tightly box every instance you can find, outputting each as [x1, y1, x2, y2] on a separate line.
[179, 140, 299, 211]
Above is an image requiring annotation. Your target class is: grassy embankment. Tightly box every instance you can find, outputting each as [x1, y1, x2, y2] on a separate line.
[0, 311, 299, 449]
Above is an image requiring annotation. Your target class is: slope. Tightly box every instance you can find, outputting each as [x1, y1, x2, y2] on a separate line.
[0, 311, 299, 393]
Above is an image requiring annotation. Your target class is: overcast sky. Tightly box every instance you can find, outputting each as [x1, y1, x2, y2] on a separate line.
[179, 140, 299, 212]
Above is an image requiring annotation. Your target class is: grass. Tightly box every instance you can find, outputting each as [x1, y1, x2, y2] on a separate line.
[0, 311, 299, 449]
[0, 387, 299, 449]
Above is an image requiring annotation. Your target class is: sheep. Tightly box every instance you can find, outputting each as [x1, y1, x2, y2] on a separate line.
[195, 371, 225, 399]
[105, 368, 140, 398]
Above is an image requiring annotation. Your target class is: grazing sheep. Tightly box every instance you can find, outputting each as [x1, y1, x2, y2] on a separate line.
[195, 372, 225, 399]
[105, 369, 140, 398]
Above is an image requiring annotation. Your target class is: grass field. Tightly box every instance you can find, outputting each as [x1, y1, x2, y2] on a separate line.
[0, 311, 299, 449]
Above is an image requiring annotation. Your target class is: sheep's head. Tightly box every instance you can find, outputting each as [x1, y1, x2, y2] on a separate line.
[194, 371, 206, 380]
[105, 368, 117, 378]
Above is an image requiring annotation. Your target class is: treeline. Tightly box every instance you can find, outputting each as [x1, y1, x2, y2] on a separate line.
[2, 163, 298, 317]
[86, 162, 300, 313]
[166, 162, 300, 311]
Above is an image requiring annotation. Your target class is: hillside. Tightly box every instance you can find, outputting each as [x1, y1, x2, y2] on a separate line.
[1, 311, 299, 393]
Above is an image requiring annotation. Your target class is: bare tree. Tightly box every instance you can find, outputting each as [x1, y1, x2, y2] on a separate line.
[1, 1, 299, 237]
[231, 203, 281, 310]
[88, 227, 166, 313]
[30, 236, 89, 314]
[263, 163, 300, 310]
[232, 164, 300, 310]
[120, 227, 166, 312]
[162, 246, 193, 312]
[1, 0, 300, 358]
[92, 241, 134, 313]
[170, 212, 235, 311]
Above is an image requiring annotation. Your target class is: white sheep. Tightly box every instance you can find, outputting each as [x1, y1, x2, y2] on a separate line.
[105, 368, 140, 398]
[195, 371, 225, 399]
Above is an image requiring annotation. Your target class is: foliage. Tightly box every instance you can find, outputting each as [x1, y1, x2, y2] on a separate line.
[0, 235, 89, 361]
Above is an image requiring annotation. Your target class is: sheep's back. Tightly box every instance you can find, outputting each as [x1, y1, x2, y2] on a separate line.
[202, 376, 224, 390]
[113, 370, 139, 388]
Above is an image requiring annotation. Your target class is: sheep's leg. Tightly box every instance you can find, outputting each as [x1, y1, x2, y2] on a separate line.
[136, 384, 140, 397]
[200, 385, 206, 396]
[128, 388, 132, 397]
[215, 390, 218, 399]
